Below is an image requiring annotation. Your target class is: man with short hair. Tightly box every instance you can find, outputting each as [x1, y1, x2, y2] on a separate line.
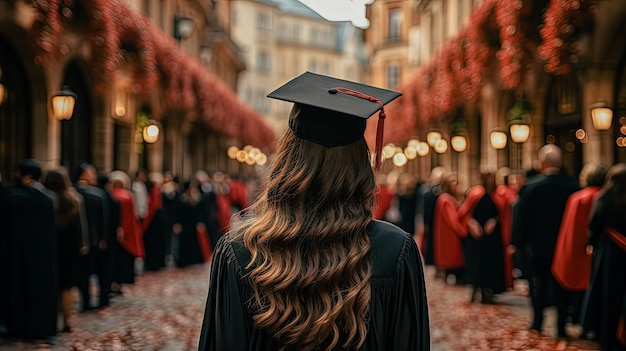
[510, 144, 580, 338]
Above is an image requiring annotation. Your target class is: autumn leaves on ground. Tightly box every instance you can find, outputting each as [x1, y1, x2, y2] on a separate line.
[0, 264, 600, 351]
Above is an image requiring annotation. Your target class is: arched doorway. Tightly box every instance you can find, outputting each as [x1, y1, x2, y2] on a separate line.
[544, 73, 584, 178]
[60, 61, 93, 178]
[0, 35, 32, 186]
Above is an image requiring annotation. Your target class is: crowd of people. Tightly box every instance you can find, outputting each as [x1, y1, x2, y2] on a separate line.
[0, 159, 253, 343]
[376, 144, 626, 350]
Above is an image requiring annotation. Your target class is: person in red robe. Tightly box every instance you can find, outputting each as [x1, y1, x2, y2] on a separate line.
[142, 173, 168, 271]
[109, 171, 144, 286]
[492, 171, 519, 290]
[373, 175, 394, 220]
[552, 164, 607, 305]
[458, 176, 505, 303]
[433, 172, 467, 282]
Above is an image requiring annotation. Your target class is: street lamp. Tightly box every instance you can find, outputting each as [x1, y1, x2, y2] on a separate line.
[51, 85, 77, 120]
[590, 99, 613, 131]
[427, 130, 442, 147]
[174, 16, 194, 41]
[509, 119, 530, 171]
[590, 99, 614, 163]
[490, 129, 507, 170]
[433, 138, 448, 154]
[451, 135, 467, 153]
[143, 120, 160, 143]
[451, 134, 467, 172]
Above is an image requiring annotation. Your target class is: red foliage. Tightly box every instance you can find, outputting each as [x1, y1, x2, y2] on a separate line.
[27, 0, 276, 149]
[538, 0, 595, 75]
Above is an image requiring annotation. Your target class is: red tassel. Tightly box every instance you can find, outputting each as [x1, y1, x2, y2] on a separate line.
[332, 87, 387, 171]
[374, 110, 386, 171]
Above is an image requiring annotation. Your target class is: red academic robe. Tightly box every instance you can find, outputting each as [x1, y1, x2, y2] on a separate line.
[143, 185, 162, 231]
[111, 188, 145, 258]
[216, 193, 232, 233]
[551, 186, 601, 291]
[492, 184, 517, 289]
[458, 186, 486, 227]
[373, 184, 394, 220]
[606, 227, 626, 346]
[229, 180, 250, 210]
[434, 193, 467, 269]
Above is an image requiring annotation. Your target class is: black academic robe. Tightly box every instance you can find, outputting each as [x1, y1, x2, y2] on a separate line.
[198, 220, 430, 351]
[580, 198, 626, 351]
[5, 183, 59, 339]
[464, 194, 506, 294]
[0, 183, 8, 325]
[75, 184, 111, 308]
[173, 197, 206, 267]
[422, 185, 440, 266]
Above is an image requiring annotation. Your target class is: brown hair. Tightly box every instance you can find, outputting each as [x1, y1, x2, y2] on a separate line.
[234, 130, 375, 351]
[43, 167, 80, 229]
[598, 163, 626, 214]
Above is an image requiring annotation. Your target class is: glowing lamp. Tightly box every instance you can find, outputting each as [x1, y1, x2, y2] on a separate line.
[142, 121, 160, 143]
[490, 129, 507, 150]
[451, 135, 467, 152]
[590, 100, 613, 131]
[51, 86, 77, 120]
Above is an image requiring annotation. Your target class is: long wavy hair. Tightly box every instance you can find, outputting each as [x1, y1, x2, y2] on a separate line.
[233, 129, 376, 351]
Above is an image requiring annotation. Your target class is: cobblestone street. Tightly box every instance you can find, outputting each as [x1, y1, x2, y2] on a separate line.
[0, 260, 601, 351]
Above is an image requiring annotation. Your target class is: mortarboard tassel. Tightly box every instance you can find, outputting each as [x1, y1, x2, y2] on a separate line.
[329, 87, 386, 171]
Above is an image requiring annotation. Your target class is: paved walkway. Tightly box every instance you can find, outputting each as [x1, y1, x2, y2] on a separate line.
[0, 262, 601, 350]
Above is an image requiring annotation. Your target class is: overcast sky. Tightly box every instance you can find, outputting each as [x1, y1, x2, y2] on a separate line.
[297, 0, 374, 29]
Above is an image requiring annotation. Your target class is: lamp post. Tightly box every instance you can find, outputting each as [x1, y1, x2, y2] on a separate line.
[427, 130, 442, 167]
[509, 119, 530, 171]
[51, 86, 77, 120]
[451, 134, 467, 172]
[143, 120, 160, 144]
[590, 99, 613, 164]
[174, 16, 194, 42]
[433, 138, 448, 168]
[490, 129, 507, 170]
[416, 141, 429, 179]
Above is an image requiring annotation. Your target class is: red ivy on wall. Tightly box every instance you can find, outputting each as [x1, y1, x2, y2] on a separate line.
[27, 0, 275, 149]
[380, 0, 595, 145]
[538, 0, 595, 75]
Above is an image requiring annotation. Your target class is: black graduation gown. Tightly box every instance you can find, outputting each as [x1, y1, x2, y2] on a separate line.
[5, 184, 59, 339]
[464, 194, 505, 294]
[198, 220, 430, 351]
[397, 191, 417, 235]
[580, 199, 626, 351]
[422, 185, 440, 266]
[74, 184, 111, 308]
[0, 183, 9, 325]
[173, 198, 206, 267]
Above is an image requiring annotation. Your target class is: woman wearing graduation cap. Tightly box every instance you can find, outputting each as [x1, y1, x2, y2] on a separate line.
[199, 72, 430, 351]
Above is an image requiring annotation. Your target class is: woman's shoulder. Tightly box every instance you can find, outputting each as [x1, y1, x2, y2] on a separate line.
[368, 220, 416, 279]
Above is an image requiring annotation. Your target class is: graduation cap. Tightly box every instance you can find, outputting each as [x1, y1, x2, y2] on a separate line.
[267, 72, 402, 170]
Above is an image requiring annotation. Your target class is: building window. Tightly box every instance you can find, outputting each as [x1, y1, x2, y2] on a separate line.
[387, 64, 399, 89]
[257, 13, 270, 32]
[257, 50, 270, 71]
[389, 8, 403, 42]
[293, 24, 300, 41]
[309, 28, 319, 45]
